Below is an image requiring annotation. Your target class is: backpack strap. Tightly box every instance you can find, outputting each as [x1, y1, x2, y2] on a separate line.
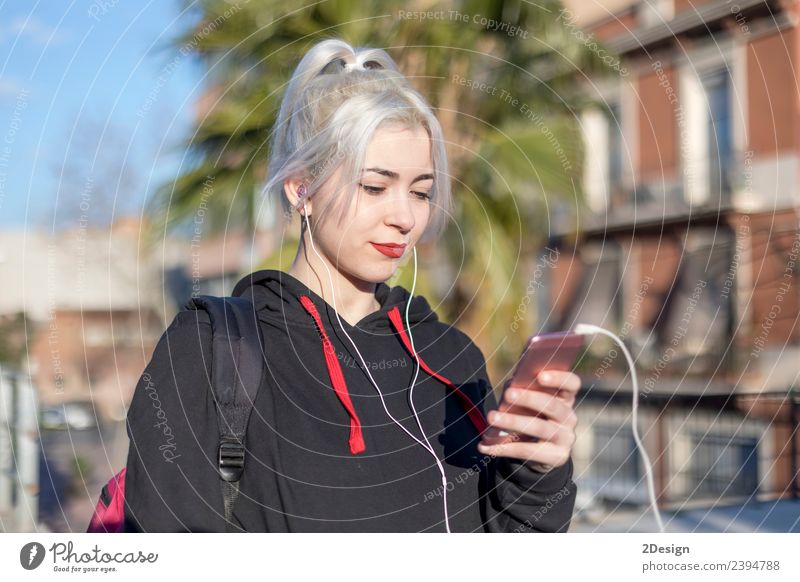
[185, 295, 266, 532]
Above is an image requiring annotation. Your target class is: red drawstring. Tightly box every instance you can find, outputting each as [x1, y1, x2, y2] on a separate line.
[387, 307, 489, 435]
[300, 296, 366, 455]
[299, 295, 489, 455]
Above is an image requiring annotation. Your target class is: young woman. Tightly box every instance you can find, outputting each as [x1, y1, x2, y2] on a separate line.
[121, 38, 580, 532]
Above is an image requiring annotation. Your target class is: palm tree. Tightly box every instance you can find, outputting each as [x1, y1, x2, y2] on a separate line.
[145, 0, 608, 383]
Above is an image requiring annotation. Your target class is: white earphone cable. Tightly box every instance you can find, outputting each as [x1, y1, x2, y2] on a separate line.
[573, 323, 666, 533]
[404, 246, 453, 532]
[301, 202, 452, 532]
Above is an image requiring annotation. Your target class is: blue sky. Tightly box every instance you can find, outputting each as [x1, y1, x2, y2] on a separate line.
[0, 0, 203, 230]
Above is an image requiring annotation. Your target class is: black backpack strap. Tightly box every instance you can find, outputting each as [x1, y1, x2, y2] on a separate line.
[185, 295, 266, 532]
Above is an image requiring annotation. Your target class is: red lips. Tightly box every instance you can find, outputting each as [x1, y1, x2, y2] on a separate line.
[371, 242, 406, 258]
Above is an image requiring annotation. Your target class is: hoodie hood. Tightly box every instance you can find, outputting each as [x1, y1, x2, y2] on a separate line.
[231, 268, 438, 333]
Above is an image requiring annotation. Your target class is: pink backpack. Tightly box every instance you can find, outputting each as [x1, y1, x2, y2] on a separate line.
[87, 468, 126, 533]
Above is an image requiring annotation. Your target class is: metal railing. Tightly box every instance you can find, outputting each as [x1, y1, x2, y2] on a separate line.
[575, 390, 799, 510]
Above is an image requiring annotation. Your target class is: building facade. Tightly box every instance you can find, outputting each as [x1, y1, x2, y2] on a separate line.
[555, 0, 800, 509]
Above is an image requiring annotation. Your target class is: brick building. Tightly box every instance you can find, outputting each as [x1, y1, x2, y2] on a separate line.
[554, 0, 800, 509]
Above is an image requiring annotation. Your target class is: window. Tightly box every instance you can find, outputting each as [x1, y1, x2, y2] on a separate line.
[655, 227, 734, 375]
[592, 424, 640, 483]
[681, 54, 736, 206]
[581, 94, 629, 213]
[689, 434, 759, 498]
[564, 243, 623, 331]
[704, 67, 733, 198]
[607, 102, 626, 207]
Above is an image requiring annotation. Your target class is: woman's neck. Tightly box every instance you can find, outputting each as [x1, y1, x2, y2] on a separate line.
[288, 243, 381, 327]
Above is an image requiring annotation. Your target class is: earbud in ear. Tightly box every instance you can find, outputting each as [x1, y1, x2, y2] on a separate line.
[295, 183, 308, 213]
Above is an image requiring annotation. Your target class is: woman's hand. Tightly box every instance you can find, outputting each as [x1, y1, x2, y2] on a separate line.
[477, 370, 580, 472]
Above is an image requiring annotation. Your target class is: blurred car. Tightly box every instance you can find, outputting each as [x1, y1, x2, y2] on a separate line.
[40, 402, 97, 430]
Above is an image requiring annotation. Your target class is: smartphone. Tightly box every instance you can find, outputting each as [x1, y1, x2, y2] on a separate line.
[481, 331, 585, 446]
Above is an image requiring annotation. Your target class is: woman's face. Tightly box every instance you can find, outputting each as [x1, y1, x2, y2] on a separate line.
[307, 123, 434, 284]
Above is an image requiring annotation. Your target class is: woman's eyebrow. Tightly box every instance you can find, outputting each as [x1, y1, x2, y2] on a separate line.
[363, 167, 434, 183]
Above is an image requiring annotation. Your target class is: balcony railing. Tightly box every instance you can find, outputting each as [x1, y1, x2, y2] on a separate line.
[598, 151, 753, 224]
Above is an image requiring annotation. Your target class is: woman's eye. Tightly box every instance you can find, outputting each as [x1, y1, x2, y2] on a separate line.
[359, 183, 384, 194]
[359, 183, 430, 200]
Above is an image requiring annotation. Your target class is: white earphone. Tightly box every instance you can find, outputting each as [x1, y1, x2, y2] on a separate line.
[297, 185, 454, 532]
[296, 187, 665, 533]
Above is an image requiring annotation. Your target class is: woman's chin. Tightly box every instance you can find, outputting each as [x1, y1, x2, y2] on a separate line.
[349, 262, 400, 285]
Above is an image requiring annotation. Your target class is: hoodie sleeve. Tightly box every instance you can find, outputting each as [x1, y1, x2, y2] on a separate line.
[466, 342, 578, 533]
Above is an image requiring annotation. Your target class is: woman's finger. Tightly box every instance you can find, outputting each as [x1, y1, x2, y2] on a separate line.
[536, 370, 581, 394]
[509, 370, 579, 407]
[502, 388, 575, 424]
[486, 410, 558, 442]
[487, 409, 577, 444]
[477, 438, 571, 469]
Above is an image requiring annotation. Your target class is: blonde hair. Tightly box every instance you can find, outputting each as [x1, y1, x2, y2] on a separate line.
[264, 37, 452, 242]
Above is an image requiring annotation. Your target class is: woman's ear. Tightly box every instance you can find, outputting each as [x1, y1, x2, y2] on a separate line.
[284, 178, 312, 216]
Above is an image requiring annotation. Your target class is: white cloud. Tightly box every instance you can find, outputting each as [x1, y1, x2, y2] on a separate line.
[0, 77, 23, 97]
[9, 16, 69, 46]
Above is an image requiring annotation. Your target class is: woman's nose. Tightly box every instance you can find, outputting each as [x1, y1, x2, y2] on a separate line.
[383, 191, 415, 231]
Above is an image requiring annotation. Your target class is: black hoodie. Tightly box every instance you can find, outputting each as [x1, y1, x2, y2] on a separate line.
[123, 269, 577, 532]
